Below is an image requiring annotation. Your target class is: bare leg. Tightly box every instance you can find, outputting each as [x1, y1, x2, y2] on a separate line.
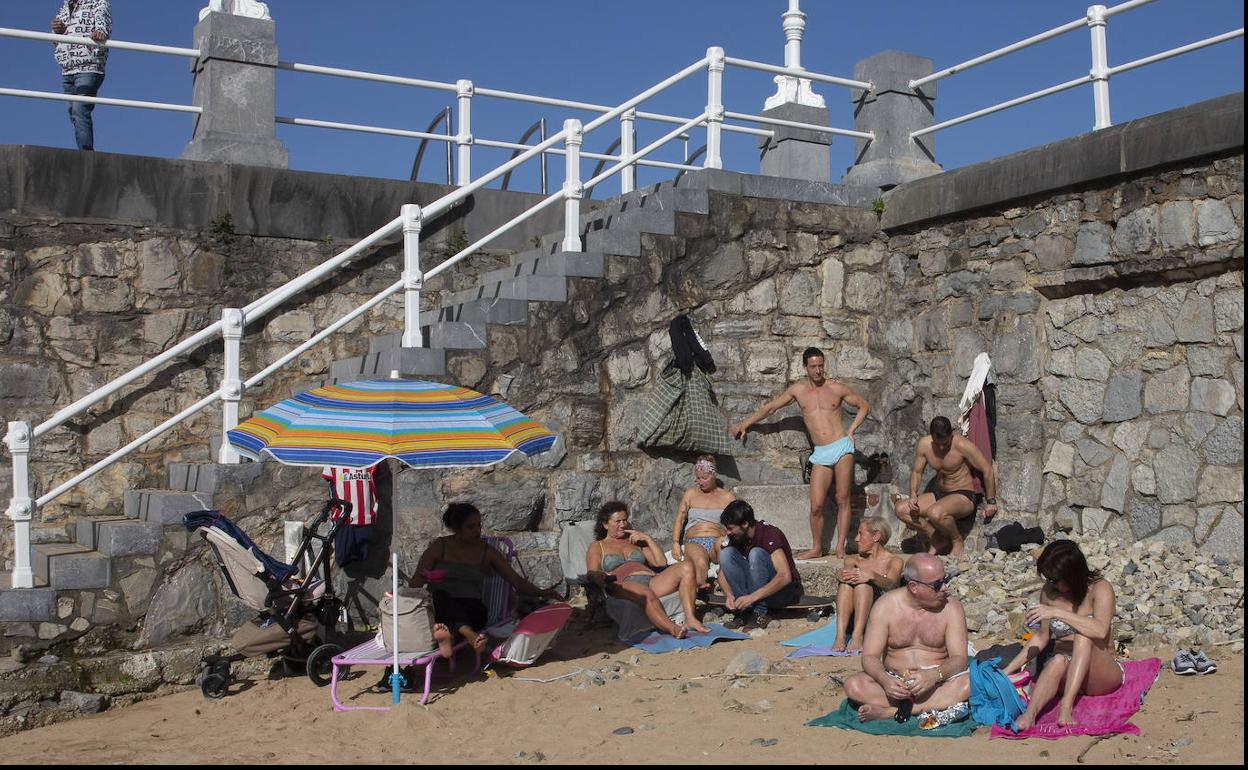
[432, 623, 454, 658]
[611, 581, 688, 638]
[650, 561, 711, 634]
[926, 496, 975, 556]
[844, 672, 899, 722]
[832, 453, 854, 558]
[833, 581, 854, 650]
[847, 584, 873, 653]
[684, 541, 712, 589]
[894, 494, 937, 550]
[798, 463, 834, 560]
[457, 623, 489, 654]
[1015, 655, 1068, 732]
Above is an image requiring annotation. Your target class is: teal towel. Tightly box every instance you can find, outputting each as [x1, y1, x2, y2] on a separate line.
[807, 699, 977, 738]
[780, 616, 839, 647]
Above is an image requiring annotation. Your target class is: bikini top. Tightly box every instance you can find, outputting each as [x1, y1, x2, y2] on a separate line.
[599, 542, 647, 573]
[1049, 617, 1090, 639]
[685, 506, 724, 530]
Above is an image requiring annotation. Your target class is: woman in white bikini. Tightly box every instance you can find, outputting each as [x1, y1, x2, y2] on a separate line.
[671, 455, 735, 590]
[1004, 539, 1124, 730]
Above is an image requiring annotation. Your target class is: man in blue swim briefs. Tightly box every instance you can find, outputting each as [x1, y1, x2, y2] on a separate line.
[892, 416, 1000, 557]
[729, 347, 871, 559]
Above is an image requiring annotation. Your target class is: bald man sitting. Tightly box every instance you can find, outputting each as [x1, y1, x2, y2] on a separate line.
[843, 554, 971, 723]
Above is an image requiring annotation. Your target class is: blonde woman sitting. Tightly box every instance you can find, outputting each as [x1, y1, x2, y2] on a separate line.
[833, 516, 903, 654]
[671, 455, 735, 590]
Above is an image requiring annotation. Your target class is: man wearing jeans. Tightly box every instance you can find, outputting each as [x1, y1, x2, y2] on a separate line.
[51, 0, 112, 151]
[717, 500, 802, 629]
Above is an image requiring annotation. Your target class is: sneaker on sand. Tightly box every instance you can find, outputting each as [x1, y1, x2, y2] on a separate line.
[1192, 649, 1218, 675]
[1171, 649, 1198, 675]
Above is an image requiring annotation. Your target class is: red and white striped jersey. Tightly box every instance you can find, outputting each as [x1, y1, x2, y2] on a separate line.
[321, 465, 379, 526]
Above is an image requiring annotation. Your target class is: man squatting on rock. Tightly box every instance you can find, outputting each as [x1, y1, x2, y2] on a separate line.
[892, 416, 1000, 557]
[844, 554, 972, 723]
[730, 347, 870, 559]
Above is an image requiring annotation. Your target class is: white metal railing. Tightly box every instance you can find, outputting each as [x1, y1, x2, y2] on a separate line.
[0, 23, 870, 196]
[9, 49, 809, 587]
[910, 0, 1244, 138]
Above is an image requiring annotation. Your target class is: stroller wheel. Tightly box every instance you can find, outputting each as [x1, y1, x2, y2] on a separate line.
[305, 643, 344, 687]
[200, 672, 229, 699]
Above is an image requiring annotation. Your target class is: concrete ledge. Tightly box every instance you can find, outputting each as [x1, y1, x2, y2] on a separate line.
[881, 92, 1245, 230]
[0, 145, 577, 249]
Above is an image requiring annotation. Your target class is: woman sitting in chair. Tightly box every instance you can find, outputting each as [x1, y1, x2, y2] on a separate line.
[586, 501, 710, 638]
[671, 455, 735, 590]
[411, 503, 560, 653]
[1004, 539, 1124, 730]
[831, 516, 903, 654]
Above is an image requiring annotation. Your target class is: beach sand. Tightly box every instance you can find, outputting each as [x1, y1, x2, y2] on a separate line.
[0, 617, 1242, 765]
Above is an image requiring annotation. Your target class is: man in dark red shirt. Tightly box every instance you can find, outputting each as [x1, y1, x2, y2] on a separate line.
[718, 500, 802, 628]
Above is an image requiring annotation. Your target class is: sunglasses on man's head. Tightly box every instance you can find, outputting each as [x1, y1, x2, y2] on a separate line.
[909, 576, 949, 591]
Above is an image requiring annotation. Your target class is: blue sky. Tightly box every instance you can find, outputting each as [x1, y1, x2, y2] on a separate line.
[1, 1, 1242, 193]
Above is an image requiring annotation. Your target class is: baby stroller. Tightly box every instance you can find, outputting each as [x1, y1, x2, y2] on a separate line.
[183, 499, 350, 698]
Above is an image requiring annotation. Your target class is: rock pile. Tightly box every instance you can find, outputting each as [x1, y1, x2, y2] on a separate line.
[950, 536, 1244, 651]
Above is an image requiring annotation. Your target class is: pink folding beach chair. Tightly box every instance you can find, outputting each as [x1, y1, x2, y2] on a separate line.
[328, 535, 522, 711]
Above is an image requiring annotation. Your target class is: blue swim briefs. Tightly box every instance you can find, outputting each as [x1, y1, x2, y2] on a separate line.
[809, 436, 854, 467]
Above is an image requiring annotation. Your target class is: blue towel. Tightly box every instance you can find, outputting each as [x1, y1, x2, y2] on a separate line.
[780, 616, 839, 647]
[631, 623, 750, 654]
[787, 645, 860, 659]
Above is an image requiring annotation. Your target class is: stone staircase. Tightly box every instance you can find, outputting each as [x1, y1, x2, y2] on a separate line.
[1, 169, 871, 630]
[0, 174, 721, 627]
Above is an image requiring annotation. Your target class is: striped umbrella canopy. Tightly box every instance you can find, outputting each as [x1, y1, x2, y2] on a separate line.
[226, 378, 557, 469]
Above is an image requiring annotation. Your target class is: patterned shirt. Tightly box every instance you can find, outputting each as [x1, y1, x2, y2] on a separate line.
[321, 465, 379, 526]
[54, 0, 112, 75]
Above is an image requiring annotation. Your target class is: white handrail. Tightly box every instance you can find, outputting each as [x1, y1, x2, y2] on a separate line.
[475, 137, 702, 172]
[0, 26, 199, 58]
[277, 115, 450, 142]
[276, 60, 458, 92]
[585, 112, 709, 191]
[426, 193, 565, 282]
[908, 0, 1162, 90]
[912, 74, 1094, 138]
[37, 391, 221, 507]
[909, 18, 1088, 90]
[1107, 28, 1245, 76]
[247, 280, 405, 387]
[34, 321, 223, 438]
[0, 87, 200, 114]
[723, 55, 872, 91]
[724, 109, 873, 141]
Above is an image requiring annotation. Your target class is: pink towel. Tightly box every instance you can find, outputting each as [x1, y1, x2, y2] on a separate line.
[990, 658, 1162, 740]
[965, 396, 993, 495]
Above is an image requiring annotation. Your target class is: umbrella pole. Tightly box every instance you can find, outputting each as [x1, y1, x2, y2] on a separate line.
[391, 551, 401, 704]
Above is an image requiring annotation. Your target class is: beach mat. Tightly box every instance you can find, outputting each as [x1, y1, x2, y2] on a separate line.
[990, 658, 1162, 740]
[704, 593, 834, 610]
[780, 617, 839, 647]
[807, 698, 976, 738]
[631, 623, 749, 654]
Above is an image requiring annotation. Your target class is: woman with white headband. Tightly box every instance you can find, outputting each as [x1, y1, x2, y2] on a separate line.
[671, 455, 736, 590]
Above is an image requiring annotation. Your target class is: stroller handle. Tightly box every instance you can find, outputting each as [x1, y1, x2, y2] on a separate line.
[311, 497, 353, 529]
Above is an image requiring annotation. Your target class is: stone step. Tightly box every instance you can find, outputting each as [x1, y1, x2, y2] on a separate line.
[329, 346, 447, 382]
[167, 462, 265, 494]
[729, 484, 840, 553]
[367, 322, 488, 352]
[496, 250, 605, 279]
[538, 226, 641, 257]
[444, 274, 568, 306]
[77, 517, 165, 557]
[31, 543, 111, 590]
[0, 581, 55, 621]
[419, 297, 528, 329]
[123, 489, 215, 526]
[584, 184, 710, 223]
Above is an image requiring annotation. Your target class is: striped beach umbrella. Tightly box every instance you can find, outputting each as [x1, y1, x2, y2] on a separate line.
[226, 378, 557, 469]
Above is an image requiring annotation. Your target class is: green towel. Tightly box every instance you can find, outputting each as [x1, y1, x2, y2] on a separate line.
[806, 699, 977, 738]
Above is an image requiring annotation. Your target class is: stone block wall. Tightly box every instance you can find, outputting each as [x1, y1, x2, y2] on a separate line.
[879, 156, 1243, 559]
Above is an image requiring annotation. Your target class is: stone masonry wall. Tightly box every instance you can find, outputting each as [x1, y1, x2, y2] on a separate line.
[0, 212, 512, 568]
